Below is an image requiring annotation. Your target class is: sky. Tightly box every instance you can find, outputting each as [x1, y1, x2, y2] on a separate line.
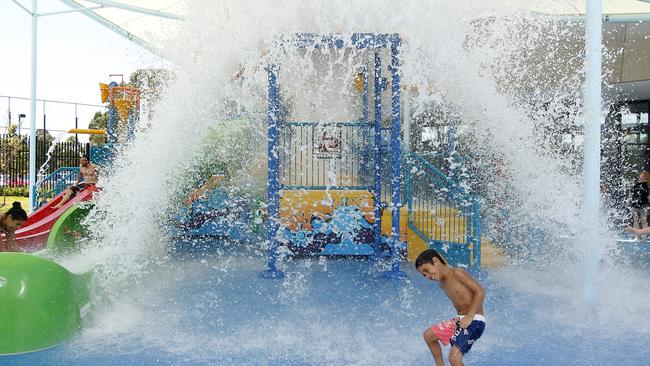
[0, 0, 170, 140]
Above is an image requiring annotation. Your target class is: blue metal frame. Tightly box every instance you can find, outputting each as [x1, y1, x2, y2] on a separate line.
[264, 33, 407, 279]
[108, 81, 118, 144]
[373, 51, 383, 255]
[261, 64, 284, 279]
[383, 35, 407, 279]
[127, 108, 135, 141]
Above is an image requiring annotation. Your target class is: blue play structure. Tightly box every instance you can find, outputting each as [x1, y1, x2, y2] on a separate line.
[171, 33, 482, 276]
[262, 33, 407, 279]
[169, 187, 257, 251]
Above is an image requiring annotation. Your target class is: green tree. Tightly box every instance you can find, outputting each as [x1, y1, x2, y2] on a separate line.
[88, 111, 109, 145]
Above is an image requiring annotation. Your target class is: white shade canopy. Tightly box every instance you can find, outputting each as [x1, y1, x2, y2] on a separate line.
[529, 0, 650, 15]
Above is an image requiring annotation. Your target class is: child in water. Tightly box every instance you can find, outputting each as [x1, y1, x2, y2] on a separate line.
[416, 249, 486, 366]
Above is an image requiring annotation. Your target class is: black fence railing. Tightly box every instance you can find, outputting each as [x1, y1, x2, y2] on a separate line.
[0, 134, 89, 192]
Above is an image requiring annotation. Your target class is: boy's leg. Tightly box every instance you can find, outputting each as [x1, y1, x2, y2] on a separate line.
[53, 188, 74, 208]
[423, 328, 445, 366]
[448, 346, 464, 366]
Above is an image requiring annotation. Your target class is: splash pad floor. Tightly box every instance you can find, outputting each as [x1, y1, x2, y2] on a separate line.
[2, 247, 648, 366]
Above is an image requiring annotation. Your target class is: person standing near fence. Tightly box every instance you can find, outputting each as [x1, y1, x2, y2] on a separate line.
[630, 171, 650, 241]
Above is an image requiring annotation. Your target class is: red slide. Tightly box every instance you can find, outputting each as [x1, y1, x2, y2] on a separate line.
[1, 185, 98, 252]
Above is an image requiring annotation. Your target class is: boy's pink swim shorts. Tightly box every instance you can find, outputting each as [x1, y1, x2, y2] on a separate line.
[430, 317, 458, 345]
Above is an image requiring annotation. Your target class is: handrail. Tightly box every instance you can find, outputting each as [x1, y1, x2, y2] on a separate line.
[35, 167, 80, 207]
[407, 153, 457, 190]
[404, 152, 481, 270]
[37, 167, 80, 187]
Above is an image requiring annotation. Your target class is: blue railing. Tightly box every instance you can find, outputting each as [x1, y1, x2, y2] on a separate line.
[404, 153, 481, 271]
[35, 167, 79, 207]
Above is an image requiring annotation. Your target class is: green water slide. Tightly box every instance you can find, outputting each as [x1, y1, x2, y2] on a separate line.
[46, 202, 93, 253]
[0, 204, 93, 355]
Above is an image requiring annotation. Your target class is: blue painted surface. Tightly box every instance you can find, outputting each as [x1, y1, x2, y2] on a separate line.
[108, 82, 118, 144]
[169, 189, 253, 243]
[387, 34, 404, 278]
[373, 51, 383, 255]
[264, 63, 283, 278]
[2, 251, 648, 366]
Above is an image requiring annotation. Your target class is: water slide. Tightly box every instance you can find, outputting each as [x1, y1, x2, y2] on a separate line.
[3, 185, 98, 252]
[0, 203, 94, 355]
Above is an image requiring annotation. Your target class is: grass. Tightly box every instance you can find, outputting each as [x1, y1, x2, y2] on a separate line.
[0, 196, 30, 213]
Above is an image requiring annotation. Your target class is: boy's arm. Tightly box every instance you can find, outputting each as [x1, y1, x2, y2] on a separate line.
[455, 269, 485, 327]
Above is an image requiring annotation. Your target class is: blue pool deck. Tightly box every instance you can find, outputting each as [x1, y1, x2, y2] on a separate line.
[2, 249, 649, 366]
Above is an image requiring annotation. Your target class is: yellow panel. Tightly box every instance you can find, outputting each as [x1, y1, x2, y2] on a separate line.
[380, 206, 408, 241]
[115, 99, 133, 121]
[279, 190, 374, 231]
[99, 83, 109, 103]
[67, 129, 106, 135]
[354, 73, 364, 93]
[479, 239, 507, 268]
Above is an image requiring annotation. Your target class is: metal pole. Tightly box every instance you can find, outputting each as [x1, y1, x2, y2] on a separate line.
[108, 82, 117, 143]
[128, 109, 135, 140]
[43, 100, 46, 165]
[261, 64, 284, 279]
[583, 0, 602, 306]
[28, 0, 38, 212]
[74, 104, 78, 144]
[403, 90, 411, 152]
[373, 52, 383, 254]
[383, 35, 407, 280]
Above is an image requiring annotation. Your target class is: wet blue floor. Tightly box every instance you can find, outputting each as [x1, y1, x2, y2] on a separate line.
[2, 251, 649, 366]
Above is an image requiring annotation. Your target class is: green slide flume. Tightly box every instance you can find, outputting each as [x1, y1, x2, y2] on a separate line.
[0, 203, 94, 355]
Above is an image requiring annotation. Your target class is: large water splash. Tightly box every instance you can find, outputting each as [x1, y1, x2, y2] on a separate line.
[66, 0, 644, 353]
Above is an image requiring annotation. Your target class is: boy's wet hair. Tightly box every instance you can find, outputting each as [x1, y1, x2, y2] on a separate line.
[415, 249, 447, 268]
[6, 201, 28, 221]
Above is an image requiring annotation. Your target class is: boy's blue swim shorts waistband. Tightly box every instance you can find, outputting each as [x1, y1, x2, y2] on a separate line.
[457, 314, 486, 323]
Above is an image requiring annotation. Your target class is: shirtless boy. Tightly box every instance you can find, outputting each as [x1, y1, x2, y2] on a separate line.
[53, 155, 99, 209]
[416, 249, 486, 366]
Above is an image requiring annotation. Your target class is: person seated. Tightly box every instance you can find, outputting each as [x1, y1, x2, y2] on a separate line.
[0, 202, 28, 251]
[53, 155, 99, 209]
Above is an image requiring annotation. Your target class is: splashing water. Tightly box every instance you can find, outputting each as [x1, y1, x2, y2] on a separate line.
[35, 132, 68, 185]
[40, 1, 650, 365]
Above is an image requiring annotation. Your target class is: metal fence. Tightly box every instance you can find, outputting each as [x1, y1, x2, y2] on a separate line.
[279, 121, 374, 189]
[0, 134, 89, 193]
